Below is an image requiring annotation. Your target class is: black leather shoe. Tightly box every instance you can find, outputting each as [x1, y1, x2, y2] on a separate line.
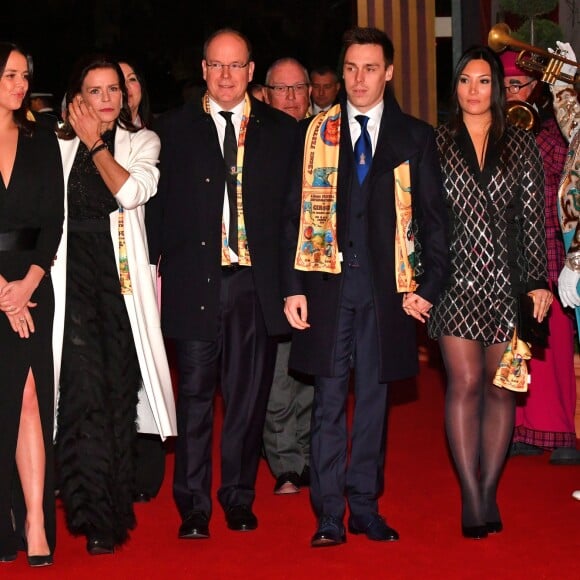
[178, 511, 210, 539]
[486, 521, 503, 534]
[86, 537, 114, 555]
[225, 505, 258, 531]
[0, 553, 17, 563]
[549, 447, 580, 465]
[462, 525, 488, 540]
[274, 471, 301, 494]
[311, 515, 346, 547]
[27, 554, 53, 567]
[348, 514, 399, 541]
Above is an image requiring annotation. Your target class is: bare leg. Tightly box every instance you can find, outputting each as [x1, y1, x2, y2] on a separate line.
[15, 369, 50, 557]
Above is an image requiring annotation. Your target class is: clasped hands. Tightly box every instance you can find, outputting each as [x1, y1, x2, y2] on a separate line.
[402, 292, 432, 323]
[0, 278, 36, 338]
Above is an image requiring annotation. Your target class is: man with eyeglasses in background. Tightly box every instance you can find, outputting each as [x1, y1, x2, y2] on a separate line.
[146, 28, 299, 540]
[261, 57, 315, 496]
[500, 50, 580, 466]
[310, 65, 341, 114]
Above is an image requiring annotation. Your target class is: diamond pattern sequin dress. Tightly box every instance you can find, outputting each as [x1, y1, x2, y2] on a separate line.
[428, 123, 546, 344]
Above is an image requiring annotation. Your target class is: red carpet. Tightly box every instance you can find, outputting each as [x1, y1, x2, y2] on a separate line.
[4, 361, 579, 579]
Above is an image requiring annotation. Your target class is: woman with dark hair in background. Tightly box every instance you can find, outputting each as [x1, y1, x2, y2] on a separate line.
[0, 41, 64, 567]
[118, 57, 171, 503]
[52, 53, 176, 556]
[428, 46, 551, 539]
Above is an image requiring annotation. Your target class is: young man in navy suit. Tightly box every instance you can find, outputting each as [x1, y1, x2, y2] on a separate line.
[282, 26, 449, 547]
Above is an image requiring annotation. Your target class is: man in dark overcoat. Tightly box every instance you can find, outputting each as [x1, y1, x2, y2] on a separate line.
[147, 28, 298, 539]
[282, 26, 449, 547]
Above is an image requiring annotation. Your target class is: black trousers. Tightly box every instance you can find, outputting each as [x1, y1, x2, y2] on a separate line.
[173, 267, 276, 518]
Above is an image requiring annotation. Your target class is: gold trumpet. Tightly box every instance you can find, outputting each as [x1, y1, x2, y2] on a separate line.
[488, 22, 579, 85]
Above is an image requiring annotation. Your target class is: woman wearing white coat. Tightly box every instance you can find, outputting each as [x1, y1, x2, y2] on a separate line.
[52, 54, 176, 556]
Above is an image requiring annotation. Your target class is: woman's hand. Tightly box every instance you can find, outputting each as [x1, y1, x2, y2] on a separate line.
[67, 95, 105, 149]
[402, 292, 433, 323]
[528, 289, 553, 323]
[6, 306, 35, 338]
[0, 279, 37, 315]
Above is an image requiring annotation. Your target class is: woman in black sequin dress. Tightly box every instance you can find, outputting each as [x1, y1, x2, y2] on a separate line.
[427, 46, 552, 539]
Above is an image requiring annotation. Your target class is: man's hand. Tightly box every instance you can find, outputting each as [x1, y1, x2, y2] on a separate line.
[284, 294, 310, 330]
[558, 266, 580, 308]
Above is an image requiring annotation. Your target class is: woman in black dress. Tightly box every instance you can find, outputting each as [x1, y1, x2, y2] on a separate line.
[427, 46, 552, 539]
[0, 42, 64, 567]
[52, 53, 174, 556]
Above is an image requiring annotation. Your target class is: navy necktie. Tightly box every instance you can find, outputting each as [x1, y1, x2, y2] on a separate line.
[354, 115, 372, 184]
[219, 111, 238, 253]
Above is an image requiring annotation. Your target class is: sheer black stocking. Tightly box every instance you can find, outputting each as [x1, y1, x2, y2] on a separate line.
[439, 336, 514, 527]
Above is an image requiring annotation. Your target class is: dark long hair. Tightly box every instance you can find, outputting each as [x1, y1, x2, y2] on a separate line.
[447, 45, 506, 142]
[117, 57, 153, 128]
[58, 52, 137, 140]
[0, 41, 34, 136]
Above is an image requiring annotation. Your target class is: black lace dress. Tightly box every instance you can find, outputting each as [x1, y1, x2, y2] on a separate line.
[55, 130, 141, 546]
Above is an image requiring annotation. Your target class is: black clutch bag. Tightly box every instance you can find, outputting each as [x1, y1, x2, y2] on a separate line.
[517, 293, 549, 347]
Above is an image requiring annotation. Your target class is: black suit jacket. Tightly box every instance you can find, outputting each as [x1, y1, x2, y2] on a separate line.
[282, 92, 449, 382]
[147, 96, 298, 340]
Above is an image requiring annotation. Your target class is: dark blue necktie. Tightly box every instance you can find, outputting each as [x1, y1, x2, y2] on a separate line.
[354, 115, 372, 184]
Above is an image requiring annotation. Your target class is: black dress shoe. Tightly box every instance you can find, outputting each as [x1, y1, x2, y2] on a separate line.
[311, 515, 346, 547]
[274, 471, 301, 494]
[0, 553, 17, 563]
[27, 554, 53, 567]
[462, 525, 488, 540]
[178, 511, 210, 539]
[348, 514, 399, 541]
[225, 505, 258, 531]
[486, 521, 503, 534]
[86, 537, 115, 555]
[549, 447, 580, 465]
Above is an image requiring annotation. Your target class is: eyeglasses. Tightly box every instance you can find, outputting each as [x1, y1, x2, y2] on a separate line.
[505, 80, 535, 94]
[206, 62, 249, 72]
[265, 83, 310, 95]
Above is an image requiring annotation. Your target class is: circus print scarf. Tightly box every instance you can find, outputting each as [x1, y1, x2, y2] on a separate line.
[203, 92, 252, 266]
[293, 104, 417, 292]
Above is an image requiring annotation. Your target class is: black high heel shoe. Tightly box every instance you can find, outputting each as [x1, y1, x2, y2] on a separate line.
[486, 520, 503, 534]
[462, 525, 488, 539]
[27, 554, 53, 567]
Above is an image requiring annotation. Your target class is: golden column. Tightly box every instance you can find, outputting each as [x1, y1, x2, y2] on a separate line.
[357, 0, 437, 126]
